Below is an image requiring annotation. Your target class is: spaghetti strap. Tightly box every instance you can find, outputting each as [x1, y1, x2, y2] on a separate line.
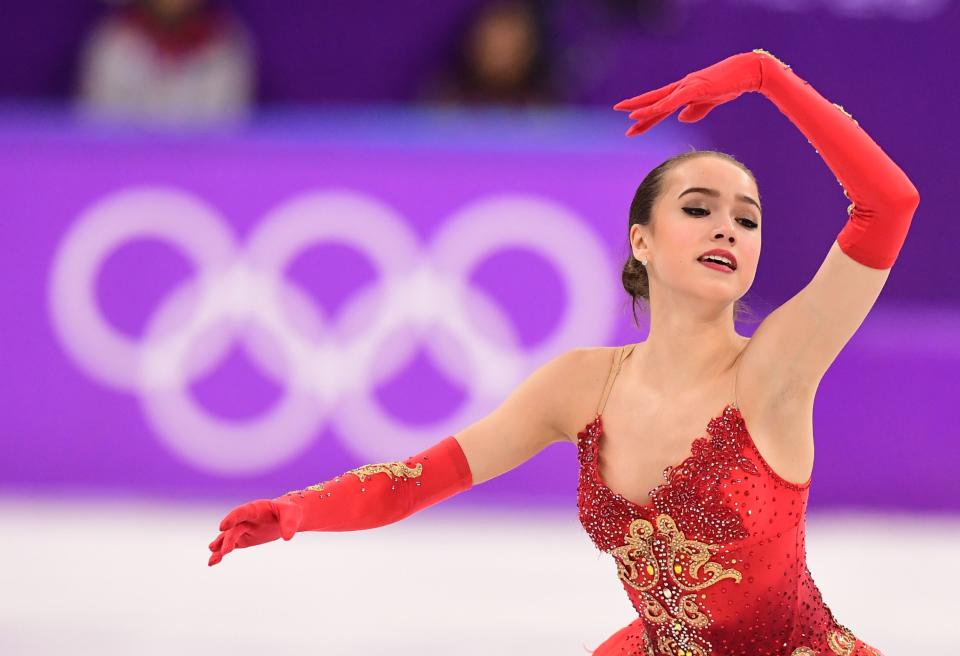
[732, 340, 747, 409]
[596, 343, 637, 416]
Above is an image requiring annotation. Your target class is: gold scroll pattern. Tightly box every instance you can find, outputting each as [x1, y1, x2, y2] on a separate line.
[610, 513, 742, 656]
[285, 459, 423, 496]
[791, 624, 884, 655]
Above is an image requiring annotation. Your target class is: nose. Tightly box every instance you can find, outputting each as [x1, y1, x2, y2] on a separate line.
[712, 212, 739, 241]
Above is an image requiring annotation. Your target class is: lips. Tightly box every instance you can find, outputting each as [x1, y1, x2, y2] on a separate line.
[697, 249, 737, 270]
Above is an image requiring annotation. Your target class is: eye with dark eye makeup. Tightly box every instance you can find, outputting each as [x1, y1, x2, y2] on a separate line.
[682, 207, 759, 229]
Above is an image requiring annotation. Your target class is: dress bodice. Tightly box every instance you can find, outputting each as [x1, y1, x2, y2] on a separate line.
[575, 344, 883, 656]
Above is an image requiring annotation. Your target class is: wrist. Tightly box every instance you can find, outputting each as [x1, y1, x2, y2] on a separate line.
[752, 48, 793, 95]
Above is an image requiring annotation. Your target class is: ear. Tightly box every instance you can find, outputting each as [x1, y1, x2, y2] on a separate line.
[630, 223, 651, 249]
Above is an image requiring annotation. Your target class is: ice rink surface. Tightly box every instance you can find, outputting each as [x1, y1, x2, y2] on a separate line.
[1, 495, 955, 655]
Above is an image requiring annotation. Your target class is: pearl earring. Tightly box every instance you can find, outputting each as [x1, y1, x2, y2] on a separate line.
[640, 258, 648, 266]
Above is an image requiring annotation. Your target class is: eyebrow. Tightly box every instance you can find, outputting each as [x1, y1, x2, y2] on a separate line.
[678, 187, 762, 213]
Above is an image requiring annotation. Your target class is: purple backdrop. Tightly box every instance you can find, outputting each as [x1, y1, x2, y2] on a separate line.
[0, 105, 956, 511]
[2, 1, 955, 304]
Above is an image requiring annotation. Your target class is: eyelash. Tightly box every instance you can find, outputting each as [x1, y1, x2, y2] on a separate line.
[683, 207, 759, 229]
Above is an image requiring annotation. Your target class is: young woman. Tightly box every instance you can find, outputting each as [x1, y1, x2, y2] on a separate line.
[207, 50, 918, 655]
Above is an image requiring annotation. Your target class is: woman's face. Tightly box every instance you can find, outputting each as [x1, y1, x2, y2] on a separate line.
[469, 4, 537, 87]
[632, 156, 761, 308]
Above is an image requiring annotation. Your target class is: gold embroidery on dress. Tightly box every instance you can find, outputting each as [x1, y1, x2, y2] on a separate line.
[610, 513, 742, 656]
[790, 624, 883, 656]
[654, 634, 708, 656]
[644, 633, 656, 656]
[285, 460, 423, 495]
[827, 625, 858, 655]
[793, 628, 881, 656]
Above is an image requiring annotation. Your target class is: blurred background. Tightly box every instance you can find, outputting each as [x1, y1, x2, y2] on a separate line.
[1, 0, 958, 654]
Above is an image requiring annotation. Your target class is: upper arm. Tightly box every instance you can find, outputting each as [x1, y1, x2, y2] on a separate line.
[453, 348, 591, 486]
[739, 239, 892, 405]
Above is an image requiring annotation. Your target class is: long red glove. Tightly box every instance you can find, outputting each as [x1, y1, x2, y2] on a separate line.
[208, 435, 473, 566]
[613, 49, 920, 269]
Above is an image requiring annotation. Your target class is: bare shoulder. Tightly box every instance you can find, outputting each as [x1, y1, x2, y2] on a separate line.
[550, 345, 621, 444]
[449, 345, 616, 486]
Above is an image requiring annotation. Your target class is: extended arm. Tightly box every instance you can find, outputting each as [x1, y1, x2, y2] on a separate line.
[207, 435, 472, 566]
[208, 349, 582, 566]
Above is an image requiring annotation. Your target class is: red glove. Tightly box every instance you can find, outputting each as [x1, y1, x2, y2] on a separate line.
[613, 49, 920, 269]
[208, 435, 473, 566]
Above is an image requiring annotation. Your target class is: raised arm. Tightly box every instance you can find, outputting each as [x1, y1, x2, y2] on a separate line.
[739, 51, 920, 394]
[613, 50, 920, 399]
[208, 348, 581, 566]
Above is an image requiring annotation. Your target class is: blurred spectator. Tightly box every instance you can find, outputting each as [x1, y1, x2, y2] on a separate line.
[419, 0, 559, 107]
[75, 0, 255, 125]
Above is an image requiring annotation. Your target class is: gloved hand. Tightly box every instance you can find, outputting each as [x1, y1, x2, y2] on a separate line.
[612, 51, 764, 136]
[613, 49, 919, 269]
[207, 435, 473, 567]
[207, 497, 303, 566]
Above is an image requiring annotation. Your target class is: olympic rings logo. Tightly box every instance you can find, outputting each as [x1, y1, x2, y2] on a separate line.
[47, 186, 617, 475]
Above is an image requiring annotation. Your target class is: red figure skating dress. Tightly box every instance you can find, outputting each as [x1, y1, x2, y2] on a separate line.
[576, 344, 884, 656]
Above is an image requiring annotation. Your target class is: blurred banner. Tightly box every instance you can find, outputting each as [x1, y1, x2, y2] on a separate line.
[0, 107, 955, 510]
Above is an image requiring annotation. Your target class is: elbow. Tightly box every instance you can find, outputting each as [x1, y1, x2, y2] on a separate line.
[890, 179, 920, 215]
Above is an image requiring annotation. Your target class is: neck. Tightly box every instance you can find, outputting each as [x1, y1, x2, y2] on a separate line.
[634, 303, 748, 401]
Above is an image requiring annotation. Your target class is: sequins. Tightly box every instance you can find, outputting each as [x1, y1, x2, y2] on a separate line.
[752, 48, 791, 69]
[576, 398, 881, 655]
[826, 625, 859, 655]
[578, 403, 758, 550]
[793, 625, 886, 656]
[831, 102, 861, 127]
[608, 513, 743, 655]
[344, 460, 423, 483]
[284, 460, 423, 496]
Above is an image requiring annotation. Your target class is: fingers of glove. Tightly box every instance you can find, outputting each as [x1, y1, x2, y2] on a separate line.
[625, 110, 674, 137]
[208, 532, 226, 553]
[208, 526, 248, 567]
[208, 533, 233, 567]
[626, 84, 701, 122]
[612, 80, 680, 111]
[208, 545, 230, 567]
[219, 499, 270, 531]
[222, 525, 248, 554]
[236, 531, 257, 548]
[677, 101, 719, 123]
[208, 525, 257, 566]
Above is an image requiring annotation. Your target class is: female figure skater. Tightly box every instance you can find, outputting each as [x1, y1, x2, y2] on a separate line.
[208, 50, 918, 655]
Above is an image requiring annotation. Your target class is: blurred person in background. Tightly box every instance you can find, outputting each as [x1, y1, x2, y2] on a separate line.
[75, 0, 256, 125]
[419, 0, 559, 106]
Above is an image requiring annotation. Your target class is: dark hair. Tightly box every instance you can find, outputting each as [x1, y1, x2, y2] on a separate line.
[621, 148, 761, 328]
[432, 0, 556, 105]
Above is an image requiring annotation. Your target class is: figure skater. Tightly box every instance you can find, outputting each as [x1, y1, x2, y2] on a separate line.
[207, 49, 917, 655]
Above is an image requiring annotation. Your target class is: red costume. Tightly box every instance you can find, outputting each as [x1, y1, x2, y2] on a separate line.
[588, 48, 919, 654]
[209, 49, 918, 655]
[577, 344, 883, 656]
